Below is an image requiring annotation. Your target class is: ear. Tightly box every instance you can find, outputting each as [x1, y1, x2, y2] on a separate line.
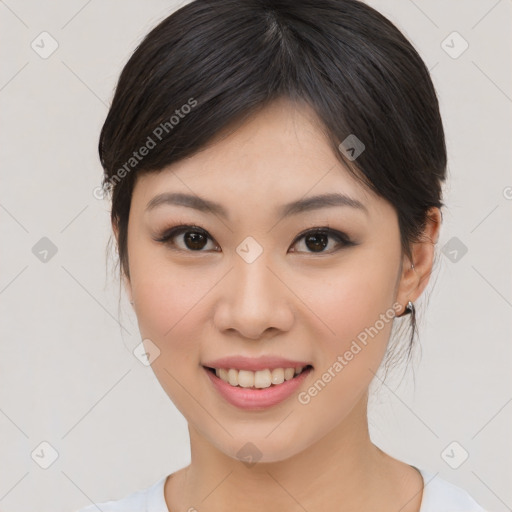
[112, 219, 133, 304]
[395, 207, 442, 315]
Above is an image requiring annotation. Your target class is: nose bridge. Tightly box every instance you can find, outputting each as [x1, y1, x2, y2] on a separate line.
[214, 240, 293, 338]
[232, 243, 279, 307]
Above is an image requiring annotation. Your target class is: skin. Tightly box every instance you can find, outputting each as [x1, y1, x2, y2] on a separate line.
[114, 97, 441, 512]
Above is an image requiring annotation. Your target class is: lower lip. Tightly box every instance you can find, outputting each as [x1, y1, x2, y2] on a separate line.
[203, 366, 313, 410]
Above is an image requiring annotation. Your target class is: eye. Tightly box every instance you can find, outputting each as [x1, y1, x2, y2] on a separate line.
[153, 225, 219, 252]
[289, 227, 355, 254]
[154, 224, 355, 254]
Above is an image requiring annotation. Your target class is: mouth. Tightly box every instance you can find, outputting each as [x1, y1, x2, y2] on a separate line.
[203, 364, 314, 389]
[203, 363, 314, 409]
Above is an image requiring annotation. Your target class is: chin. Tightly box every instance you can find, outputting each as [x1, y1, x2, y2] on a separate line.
[214, 433, 311, 465]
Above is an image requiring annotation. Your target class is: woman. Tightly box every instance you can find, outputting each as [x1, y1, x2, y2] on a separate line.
[76, 0, 487, 510]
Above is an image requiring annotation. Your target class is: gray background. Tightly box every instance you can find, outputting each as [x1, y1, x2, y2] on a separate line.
[0, 1, 511, 511]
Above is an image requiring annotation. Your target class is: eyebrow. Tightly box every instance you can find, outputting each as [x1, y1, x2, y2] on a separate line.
[145, 191, 368, 219]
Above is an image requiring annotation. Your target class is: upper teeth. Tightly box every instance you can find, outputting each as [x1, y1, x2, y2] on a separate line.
[214, 366, 307, 388]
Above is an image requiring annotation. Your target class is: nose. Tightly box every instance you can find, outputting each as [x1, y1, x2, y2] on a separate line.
[213, 252, 294, 340]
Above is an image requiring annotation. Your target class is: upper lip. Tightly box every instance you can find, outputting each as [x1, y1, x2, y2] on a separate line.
[203, 355, 313, 372]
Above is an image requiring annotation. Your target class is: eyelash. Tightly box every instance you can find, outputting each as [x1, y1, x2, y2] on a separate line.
[153, 224, 356, 254]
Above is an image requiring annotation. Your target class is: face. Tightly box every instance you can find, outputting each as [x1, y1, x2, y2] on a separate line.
[121, 98, 415, 463]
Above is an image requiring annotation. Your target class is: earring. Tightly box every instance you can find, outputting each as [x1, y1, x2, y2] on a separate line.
[130, 301, 134, 305]
[397, 300, 414, 317]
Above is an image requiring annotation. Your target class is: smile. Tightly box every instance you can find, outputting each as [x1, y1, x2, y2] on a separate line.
[205, 365, 312, 389]
[203, 364, 314, 410]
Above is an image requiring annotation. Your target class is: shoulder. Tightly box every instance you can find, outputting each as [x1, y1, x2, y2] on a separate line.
[73, 475, 168, 512]
[418, 468, 488, 512]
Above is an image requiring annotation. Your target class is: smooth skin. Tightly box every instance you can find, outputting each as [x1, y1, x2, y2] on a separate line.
[114, 97, 441, 512]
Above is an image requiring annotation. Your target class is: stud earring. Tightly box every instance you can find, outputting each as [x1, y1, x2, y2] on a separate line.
[397, 300, 414, 317]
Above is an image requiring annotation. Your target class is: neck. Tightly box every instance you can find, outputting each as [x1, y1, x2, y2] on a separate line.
[165, 394, 416, 512]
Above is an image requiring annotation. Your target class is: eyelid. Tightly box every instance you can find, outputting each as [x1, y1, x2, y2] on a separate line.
[153, 224, 218, 246]
[291, 225, 341, 244]
[289, 227, 355, 253]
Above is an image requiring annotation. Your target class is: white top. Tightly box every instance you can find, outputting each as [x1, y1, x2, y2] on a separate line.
[74, 467, 488, 512]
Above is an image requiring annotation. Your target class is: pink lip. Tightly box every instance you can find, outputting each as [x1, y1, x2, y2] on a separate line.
[202, 355, 312, 372]
[203, 365, 313, 410]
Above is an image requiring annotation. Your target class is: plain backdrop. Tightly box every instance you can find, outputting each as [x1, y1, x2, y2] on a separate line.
[0, 1, 511, 511]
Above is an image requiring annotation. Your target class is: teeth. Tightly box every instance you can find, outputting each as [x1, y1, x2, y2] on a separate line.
[213, 366, 308, 388]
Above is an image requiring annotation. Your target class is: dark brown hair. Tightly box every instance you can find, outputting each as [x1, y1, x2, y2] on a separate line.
[99, 0, 446, 377]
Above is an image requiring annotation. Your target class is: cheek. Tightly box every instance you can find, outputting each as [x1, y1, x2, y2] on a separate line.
[298, 256, 398, 343]
[296, 250, 399, 399]
[130, 258, 215, 413]
[128, 246, 213, 354]
[134, 273, 210, 345]
[295, 266, 397, 429]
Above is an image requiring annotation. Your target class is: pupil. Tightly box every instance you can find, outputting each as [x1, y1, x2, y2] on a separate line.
[185, 231, 206, 250]
[306, 233, 327, 252]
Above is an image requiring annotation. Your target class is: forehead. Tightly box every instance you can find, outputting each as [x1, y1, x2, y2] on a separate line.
[131, 98, 387, 220]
